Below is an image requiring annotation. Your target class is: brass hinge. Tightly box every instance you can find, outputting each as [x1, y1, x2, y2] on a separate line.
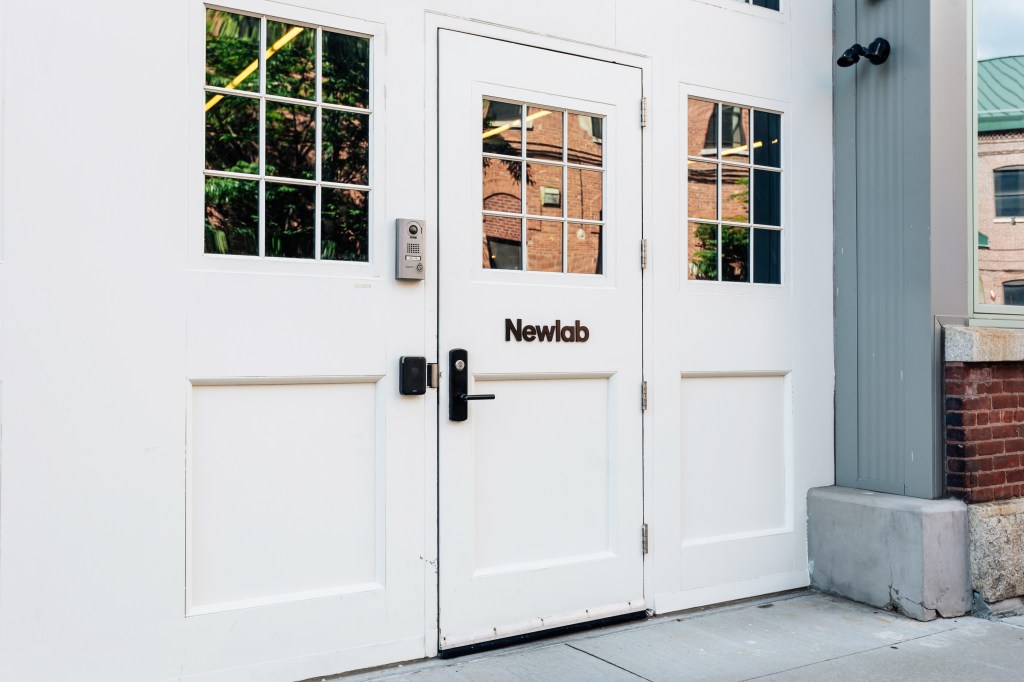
[641, 381, 648, 411]
[641, 239, 649, 270]
[642, 523, 649, 555]
[640, 97, 648, 128]
[427, 363, 439, 389]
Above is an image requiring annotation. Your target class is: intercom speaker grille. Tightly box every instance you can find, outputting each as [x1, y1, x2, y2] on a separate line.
[407, 243, 421, 254]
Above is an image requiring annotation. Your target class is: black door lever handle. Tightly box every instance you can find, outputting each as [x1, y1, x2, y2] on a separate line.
[449, 348, 496, 421]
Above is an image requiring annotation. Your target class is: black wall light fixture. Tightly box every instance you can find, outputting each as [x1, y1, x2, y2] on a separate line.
[837, 38, 891, 67]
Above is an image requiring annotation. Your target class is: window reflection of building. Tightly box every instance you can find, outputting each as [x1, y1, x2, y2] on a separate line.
[977, 56, 1024, 305]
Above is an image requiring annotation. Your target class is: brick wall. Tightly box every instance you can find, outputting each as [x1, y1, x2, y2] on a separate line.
[945, 361, 1024, 503]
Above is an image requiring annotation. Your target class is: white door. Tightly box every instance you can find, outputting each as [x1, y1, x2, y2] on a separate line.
[182, 4, 425, 678]
[438, 31, 645, 650]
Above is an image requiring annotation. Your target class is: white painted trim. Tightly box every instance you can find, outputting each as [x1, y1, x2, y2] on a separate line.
[652, 569, 808, 615]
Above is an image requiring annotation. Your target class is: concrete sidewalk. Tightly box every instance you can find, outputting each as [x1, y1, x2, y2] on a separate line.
[323, 591, 1024, 681]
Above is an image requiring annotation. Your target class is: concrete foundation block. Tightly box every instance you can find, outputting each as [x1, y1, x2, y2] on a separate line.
[969, 498, 1024, 604]
[808, 486, 971, 621]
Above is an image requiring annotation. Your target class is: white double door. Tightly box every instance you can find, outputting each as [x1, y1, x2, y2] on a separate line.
[437, 31, 645, 649]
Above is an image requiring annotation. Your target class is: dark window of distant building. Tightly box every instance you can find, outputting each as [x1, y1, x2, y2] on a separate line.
[1004, 280, 1024, 305]
[748, 0, 780, 10]
[995, 167, 1024, 217]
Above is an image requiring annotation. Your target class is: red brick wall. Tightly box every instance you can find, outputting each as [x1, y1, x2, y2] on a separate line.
[945, 361, 1024, 503]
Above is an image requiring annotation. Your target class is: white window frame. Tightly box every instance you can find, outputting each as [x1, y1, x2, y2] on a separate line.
[188, 0, 385, 278]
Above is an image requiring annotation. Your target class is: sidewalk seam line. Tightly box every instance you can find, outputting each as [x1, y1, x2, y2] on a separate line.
[565, 643, 655, 681]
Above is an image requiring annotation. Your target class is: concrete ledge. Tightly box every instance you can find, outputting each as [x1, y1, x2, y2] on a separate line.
[808, 486, 971, 621]
[969, 498, 1024, 604]
[945, 325, 1024, 362]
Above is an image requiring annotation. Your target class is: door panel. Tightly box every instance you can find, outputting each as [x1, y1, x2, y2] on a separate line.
[438, 31, 644, 648]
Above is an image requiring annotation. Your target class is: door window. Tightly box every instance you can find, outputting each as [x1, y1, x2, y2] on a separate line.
[482, 100, 605, 274]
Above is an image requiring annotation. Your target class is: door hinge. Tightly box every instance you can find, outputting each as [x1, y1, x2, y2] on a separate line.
[641, 239, 649, 270]
[427, 362, 439, 389]
[640, 97, 648, 128]
[641, 381, 648, 411]
[642, 523, 649, 555]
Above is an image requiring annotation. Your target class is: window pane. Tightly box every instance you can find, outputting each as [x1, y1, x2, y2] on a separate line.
[206, 10, 260, 92]
[322, 31, 370, 108]
[753, 111, 782, 168]
[996, 194, 1024, 218]
[721, 106, 749, 162]
[265, 183, 316, 259]
[526, 220, 563, 272]
[483, 159, 522, 212]
[995, 169, 1024, 194]
[322, 188, 368, 261]
[722, 226, 750, 282]
[750, 0, 780, 10]
[688, 99, 718, 158]
[266, 21, 316, 100]
[483, 100, 523, 156]
[688, 222, 718, 280]
[688, 161, 717, 220]
[568, 222, 602, 275]
[205, 176, 259, 255]
[567, 113, 603, 166]
[753, 228, 782, 284]
[205, 95, 259, 173]
[322, 110, 369, 185]
[483, 214, 522, 270]
[526, 107, 563, 161]
[566, 168, 603, 221]
[722, 166, 751, 224]
[527, 163, 564, 217]
[265, 102, 316, 180]
[753, 169, 781, 226]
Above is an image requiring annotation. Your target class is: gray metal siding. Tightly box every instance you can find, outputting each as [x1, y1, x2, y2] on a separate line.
[834, 0, 940, 498]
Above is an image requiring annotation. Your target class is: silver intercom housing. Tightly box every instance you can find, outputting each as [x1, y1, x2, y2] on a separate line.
[396, 219, 426, 280]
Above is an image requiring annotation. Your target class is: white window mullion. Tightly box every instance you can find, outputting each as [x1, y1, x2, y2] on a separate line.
[258, 15, 268, 258]
[315, 26, 323, 260]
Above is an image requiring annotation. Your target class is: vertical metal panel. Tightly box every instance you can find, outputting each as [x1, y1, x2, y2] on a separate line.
[834, 0, 941, 498]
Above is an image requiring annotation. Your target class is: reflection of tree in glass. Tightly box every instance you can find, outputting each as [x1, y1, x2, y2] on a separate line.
[206, 176, 258, 255]
[323, 189, 368, 261]
[691, 223, 718, 280]
[482, 110, 525, 189]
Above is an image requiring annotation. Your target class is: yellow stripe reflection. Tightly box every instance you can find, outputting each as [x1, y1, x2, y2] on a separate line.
[482, 109, 554, 140]
[205, 26, 306, 112]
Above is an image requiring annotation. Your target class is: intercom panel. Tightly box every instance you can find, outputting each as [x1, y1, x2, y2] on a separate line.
[396, 219, 426, 280]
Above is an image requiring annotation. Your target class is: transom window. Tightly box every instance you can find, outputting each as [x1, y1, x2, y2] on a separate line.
[204, 8, 371, 261]
[686, 97, 782, 284]
[481, 99, 605, 275]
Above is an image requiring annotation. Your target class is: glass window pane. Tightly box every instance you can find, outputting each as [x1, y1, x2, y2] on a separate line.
[483, 214, 522, 270]
[750, 0, 780, 11]
[526, 220, 563, 272]
[753, 228, 782, 284]
[266, 22, 316, 100]
[995, 169, 1024, 194]
[527, 164, 563, 217]
[721, 106, 749, 162]
[483, 100, 523, 156]
[722, 165, 750, 224]
[753, 110, 782, 168]
[265, 183, 315, 259]
[205, 176, 259, 255]
[753, 169, 781, 226]
[567, 113, 603, 166]
[688, 161, 717, 220]
[688, 222, 718, 280]
[688, 99, 718, 158]
[996, 194, 1024, 217]
[526, 107, 563, 161]
[322, 188, 368, 261]
[566, 168, 603, 221]
[205, 95, 259, 173]
[568, 222, 602, 275]
[205, 9, 260, 93]
[322, 31, 370, 108]
[265, 102, 316, 180]
[722, 226, 750, 282]
[322, 110, 369, 185]
[483, 159, 522, 212]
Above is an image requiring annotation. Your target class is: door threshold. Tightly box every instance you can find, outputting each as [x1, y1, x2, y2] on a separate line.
[438, 610, 648, 659]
